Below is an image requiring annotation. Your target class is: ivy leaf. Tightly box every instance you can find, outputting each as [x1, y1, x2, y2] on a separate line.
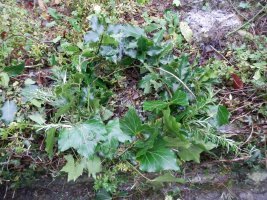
[1, 100, 17, 124]
[120, 107, 142, 136]
[106, 119, 132, 143]
[178, 144, 204, 163]
[179, 21, 193, 43]
[171, 90, 189, 106]
[58, 119, 107, 158]
[143, 100, 169, 112]
[137, 145, 179, 172]
[61, 155, 84, 182]
[84, 156, 102, 179]
[3, 63, 25, 76]
[164, 136, 190, 149]
[45, 128, 56, 159]
[217, 105, 230, 126]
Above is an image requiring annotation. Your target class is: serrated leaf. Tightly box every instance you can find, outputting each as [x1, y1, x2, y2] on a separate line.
[28, 113, 46, 125]
[171, 90, 189, 106]
[84, 156, 102, 179]
[3, 63, 25, 76]
[179, 21, 193, 43]
[120, 107, 142, 136]
[163, 109, 182, 137]
[58, 119, 107, 158]
[45, 128, 56, 159]
[217, 105, 230, 126]
[143, 100, 169, 112]
[61, 155, 84, 182]
[137, 146, 179, 172]
[106, 119, 131, 143]
[1, 100, 17, 123]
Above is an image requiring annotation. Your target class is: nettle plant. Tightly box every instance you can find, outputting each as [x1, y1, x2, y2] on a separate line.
[41, 12, 237, 190]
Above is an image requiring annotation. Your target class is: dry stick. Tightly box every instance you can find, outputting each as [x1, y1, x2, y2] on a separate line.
[159, 68, 196, 99]
[227, 4, 267, 37]
[239, 122, 254, 147]
[227, 0, 248, 20]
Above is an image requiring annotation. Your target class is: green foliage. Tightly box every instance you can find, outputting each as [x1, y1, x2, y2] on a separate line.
[3, 0, 263, 197]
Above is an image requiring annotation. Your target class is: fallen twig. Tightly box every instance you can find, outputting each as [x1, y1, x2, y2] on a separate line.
[227, 4, 267, 36]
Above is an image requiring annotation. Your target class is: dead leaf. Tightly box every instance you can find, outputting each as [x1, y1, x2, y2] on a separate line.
[180, 21, 193, 43]
[231, 73, 244, 89]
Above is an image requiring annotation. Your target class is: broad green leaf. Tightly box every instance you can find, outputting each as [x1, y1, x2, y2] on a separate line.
[163, 109, 181, 137]
[45, 128, 56, 159]
[61, 155, 84, 182]
[150, 172, 185, 183]
[139, 74, 162, 94]
[95, 190, 112, 200]
[83, 156, 102, 179]
[217, 105, 230, 126]
[143, 100, 169, 112]
[68, 18, 81, 32]
[153, 30, 164, 44]
[84, 31, 100, 43]
[164, 137, 190, 149]
[122, 24, 146, 38]
[48, 8, 62, 20]
[171, 90, 189, 106]
[102, 34, 118, 46]
[58, 119, 107, 158]
[28, 113, 46, 125]
[178, 144, 204, 163]
[106, 119, 131, 143]
[137, 146, 179, 172]
[120, 107, 142, 136]
[63, 45, 80, 54]
[0, 72, 9, 88]
[100, 138, 119, 159]
[3, 63, 25, 76]
[179, 21, 193, 43]
[1, 100, 17, 123]
[90, 16, 104, 34]
[30, 99, 42, 108]
[137, 36, 152, 52]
